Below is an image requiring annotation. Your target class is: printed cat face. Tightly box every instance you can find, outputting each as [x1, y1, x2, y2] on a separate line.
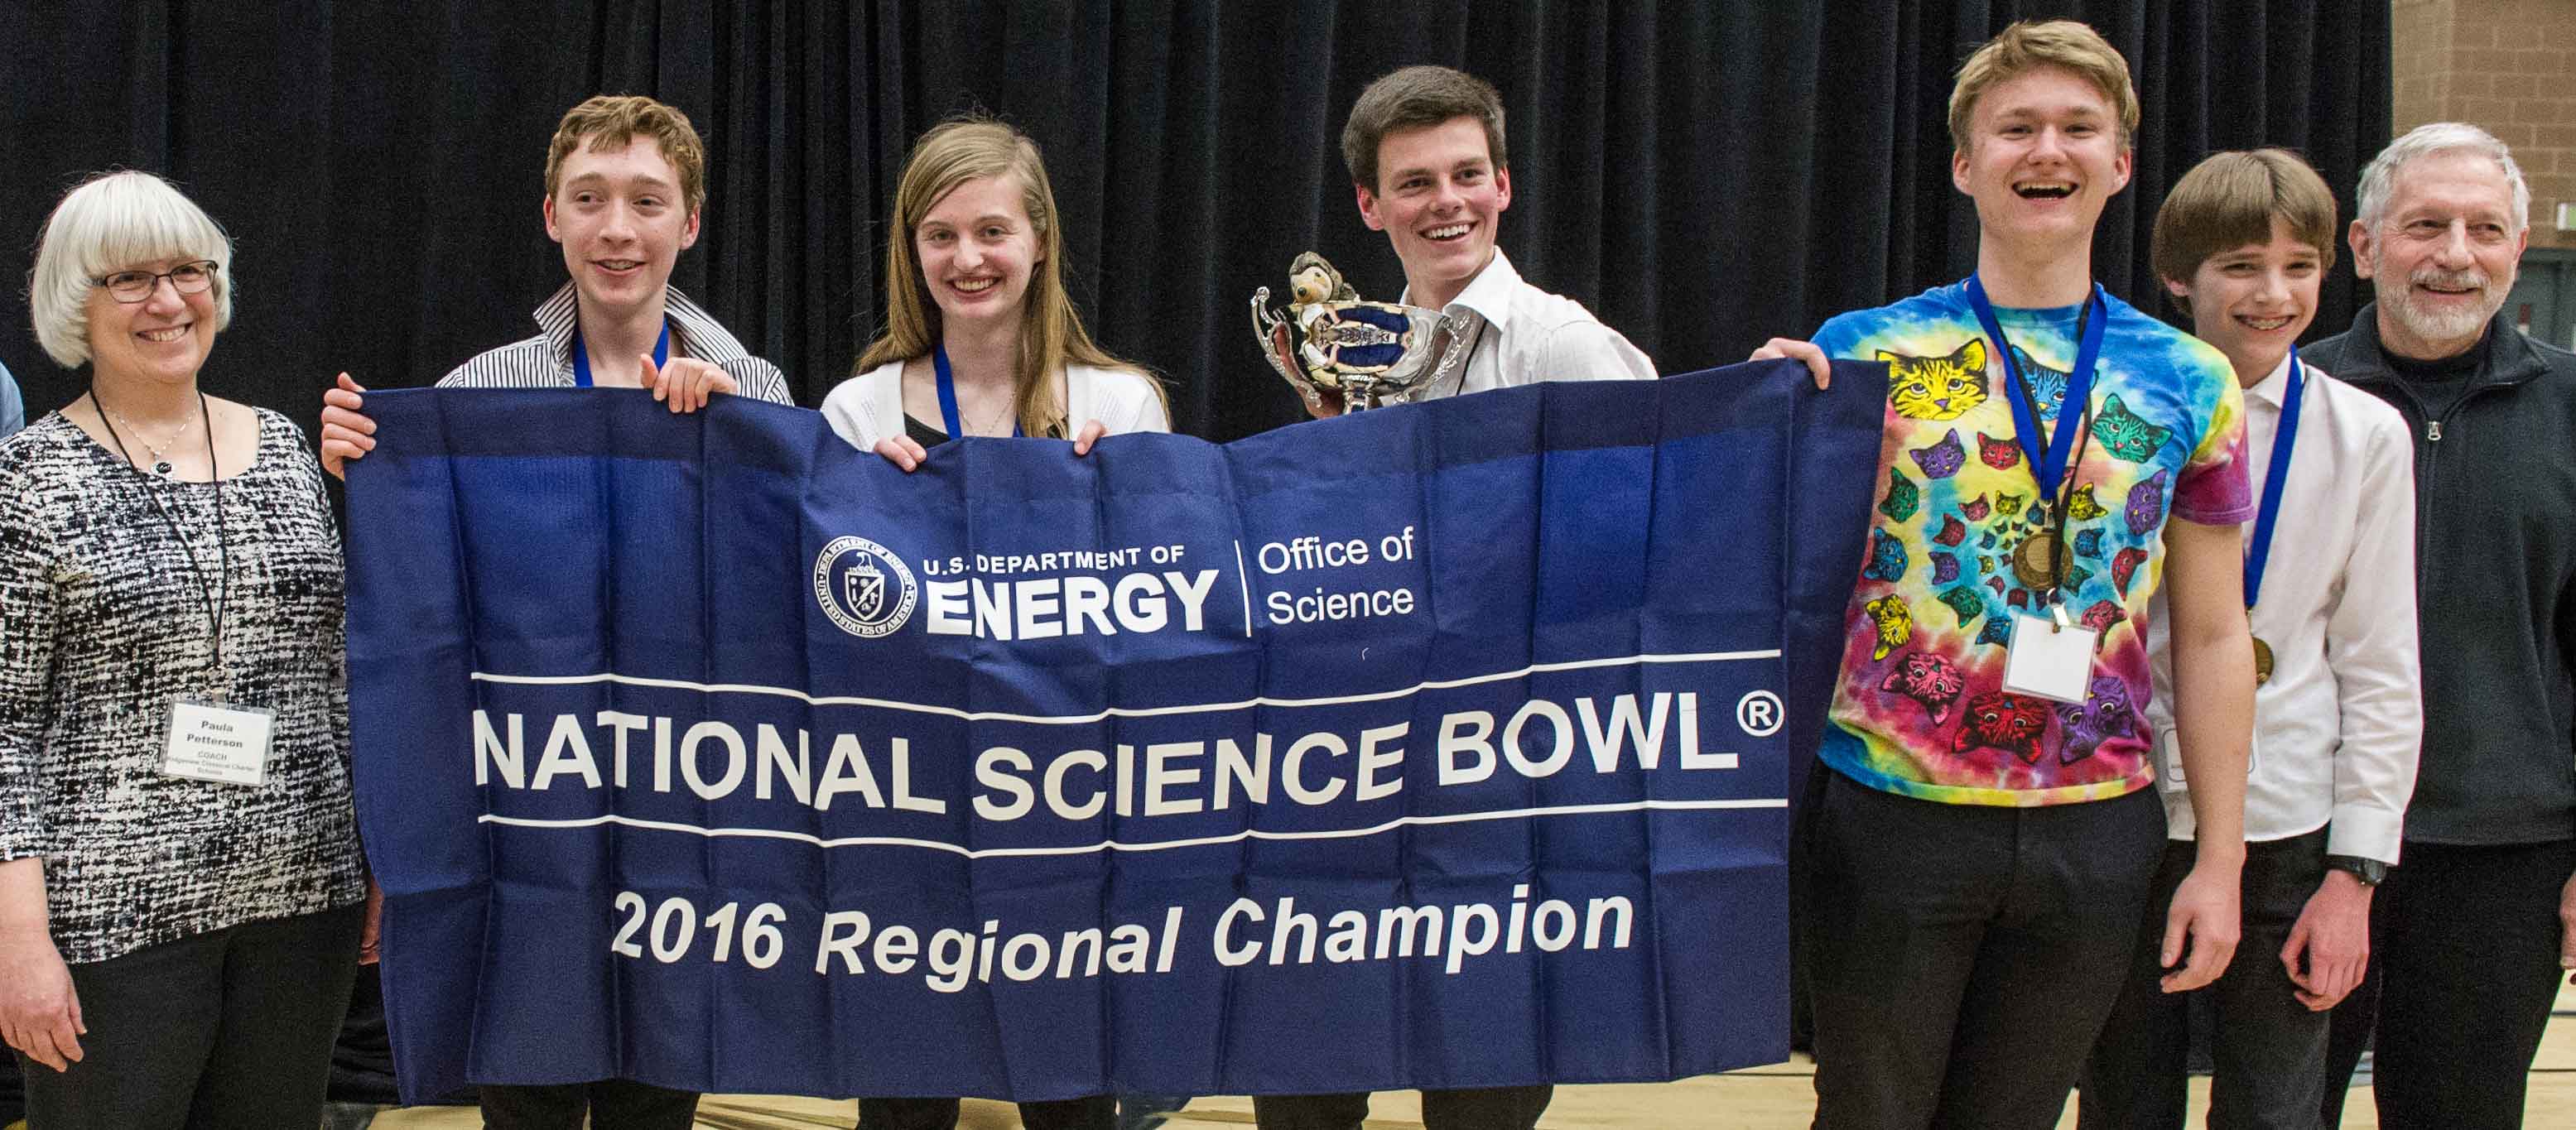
[1881, 339, 1990, 421]
[1880, 469, 1922, 522]
[2005, 345, 2072, 420]
[1864, 529, 1909, 583]
[2122, 468, 2171, 536]
[1936, 584, 1986, 628]
[2065, 484, 2107, 521]
[1866, 595, 1914, 661]
[1880, 650, 1964, 724]
[2054, 675, 2136, 764]
[2092, 394, 2174, 464]
[1978, 432, 2022, 469]
[1910, 429, 1967, 478]
[1951, 690, 2052, 763]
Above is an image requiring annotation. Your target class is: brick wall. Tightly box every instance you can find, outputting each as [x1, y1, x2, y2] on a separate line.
[2391, 0, 2576, 248]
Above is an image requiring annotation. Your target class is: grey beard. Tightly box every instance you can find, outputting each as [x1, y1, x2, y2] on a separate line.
[2383, 286, 2501, 347]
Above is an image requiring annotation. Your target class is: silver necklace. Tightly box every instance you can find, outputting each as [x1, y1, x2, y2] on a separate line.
[97, 399, 192, 477]
[968, 394, 1018, 438]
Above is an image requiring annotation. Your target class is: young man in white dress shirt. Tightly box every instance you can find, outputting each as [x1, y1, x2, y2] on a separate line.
[2077, 148, 2421, 1130]
[1297, 65, 1653, 420]
[1253, 65, 1651, 1130]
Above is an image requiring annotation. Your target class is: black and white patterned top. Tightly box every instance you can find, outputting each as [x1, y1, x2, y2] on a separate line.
[441, 282, 793, 404]
[0, 409, 366, 964]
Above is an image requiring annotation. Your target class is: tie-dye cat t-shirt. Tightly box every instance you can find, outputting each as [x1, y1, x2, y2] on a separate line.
[1811, 281, 2252, 805]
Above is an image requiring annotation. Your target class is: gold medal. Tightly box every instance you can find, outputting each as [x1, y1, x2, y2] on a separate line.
[2251, 636, 2274, 687]
[2011, 531, 2065, 591]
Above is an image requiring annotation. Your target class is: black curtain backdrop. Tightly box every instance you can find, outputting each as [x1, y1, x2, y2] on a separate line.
[0, 2, 2389, 443]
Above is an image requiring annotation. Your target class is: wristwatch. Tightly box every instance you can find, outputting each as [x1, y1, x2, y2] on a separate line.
[2323, 854, 2387, 887]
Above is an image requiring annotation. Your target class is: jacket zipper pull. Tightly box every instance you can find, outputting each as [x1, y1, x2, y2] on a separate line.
[2427, 420, 2444, 442]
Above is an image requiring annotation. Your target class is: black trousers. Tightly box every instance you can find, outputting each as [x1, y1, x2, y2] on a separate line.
[17, 902, 364, 1130]
[2078, 829, 2330, 1130]
[2321, 838, 2576, 1130]
[1804, 769, 2167, 1130]
[479, 1079, 701, 1129]
[859, 1094, 1116, 1130]
[1251, 1086, 1553, 1130]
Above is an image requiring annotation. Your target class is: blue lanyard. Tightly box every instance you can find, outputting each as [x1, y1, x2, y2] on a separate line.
[933, 341, 1023, 439]
[1965, 276, 2108, 503]
[570, 320, 671, 388]
[2241, 347, 2307, 610]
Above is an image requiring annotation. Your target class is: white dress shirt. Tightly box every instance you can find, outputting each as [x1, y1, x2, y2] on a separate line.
[1401, 249, 1656, 399]
[2149, 351, 2421, 863]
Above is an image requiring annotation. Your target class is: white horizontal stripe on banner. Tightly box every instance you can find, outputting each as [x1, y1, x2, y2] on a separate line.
[467, 647, 1782, 725]
[476, 796, 1790, 857]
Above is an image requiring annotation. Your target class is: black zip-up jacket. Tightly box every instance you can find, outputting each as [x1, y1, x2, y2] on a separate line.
[2305, 304, 2576, 845]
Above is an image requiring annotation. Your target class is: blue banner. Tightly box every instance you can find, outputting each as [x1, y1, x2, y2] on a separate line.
[344, 361, 1883, 1104]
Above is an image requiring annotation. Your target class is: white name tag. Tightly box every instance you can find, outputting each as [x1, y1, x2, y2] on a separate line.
[2155, 720, 2261, 791]
[162, 697, 275, 786]
[2001, 611, 2097, 704]
[2157, 722, 2188, 791]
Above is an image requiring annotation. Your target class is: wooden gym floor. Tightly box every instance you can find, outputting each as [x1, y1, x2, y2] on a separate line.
[358, 981, 2576, 1128]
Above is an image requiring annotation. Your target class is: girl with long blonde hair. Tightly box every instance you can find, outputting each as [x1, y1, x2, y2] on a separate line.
[824, 118, 1167, 469]
[829, 118, 1160, 1130]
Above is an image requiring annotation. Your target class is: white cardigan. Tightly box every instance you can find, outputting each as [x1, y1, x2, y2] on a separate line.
[821, 359, 1170, 449]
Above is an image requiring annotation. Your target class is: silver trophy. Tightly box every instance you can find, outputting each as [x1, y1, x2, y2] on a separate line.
[1250, 252, 1472, 412]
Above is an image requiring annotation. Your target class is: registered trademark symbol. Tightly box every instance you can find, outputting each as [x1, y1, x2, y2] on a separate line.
[1737, 690, 1784, 737]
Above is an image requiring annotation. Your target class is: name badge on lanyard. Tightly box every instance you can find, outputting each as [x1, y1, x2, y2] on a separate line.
[96, 388, 268, 783]
[163, 696, 276, 786]
[2003, 608, 2098, 704]
[1965, 276, 2110, 705]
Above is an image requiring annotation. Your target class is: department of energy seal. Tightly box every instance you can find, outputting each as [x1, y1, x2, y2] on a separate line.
[814, 536, 917, 638]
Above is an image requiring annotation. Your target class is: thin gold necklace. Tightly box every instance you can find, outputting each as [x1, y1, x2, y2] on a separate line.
[95, 397, 193, 477]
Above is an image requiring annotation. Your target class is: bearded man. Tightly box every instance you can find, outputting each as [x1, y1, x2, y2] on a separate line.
[2308, 122, 2576, 1130]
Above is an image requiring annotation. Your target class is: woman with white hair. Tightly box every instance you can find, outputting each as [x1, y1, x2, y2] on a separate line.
[0, 170, 366, 1127]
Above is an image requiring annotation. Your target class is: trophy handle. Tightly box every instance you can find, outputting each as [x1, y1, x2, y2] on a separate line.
[1249, 287, 1327, 411]
[1408, 310, 1478, 400]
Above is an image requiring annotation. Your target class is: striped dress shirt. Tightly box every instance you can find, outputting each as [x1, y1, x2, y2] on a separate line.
[440, 282, 793, 406]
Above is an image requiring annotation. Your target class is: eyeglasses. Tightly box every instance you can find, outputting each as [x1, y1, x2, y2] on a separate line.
[94, 260, 219, 304]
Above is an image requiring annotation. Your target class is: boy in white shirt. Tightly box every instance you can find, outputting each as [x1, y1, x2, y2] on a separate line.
[2077, 147, 2421, 1130]
[1297, 65, 1653, 419]
[1253, 65, 1652, 1130]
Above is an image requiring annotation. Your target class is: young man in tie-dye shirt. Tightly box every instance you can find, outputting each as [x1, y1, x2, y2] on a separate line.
[1761, 21, 2257, 1128]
